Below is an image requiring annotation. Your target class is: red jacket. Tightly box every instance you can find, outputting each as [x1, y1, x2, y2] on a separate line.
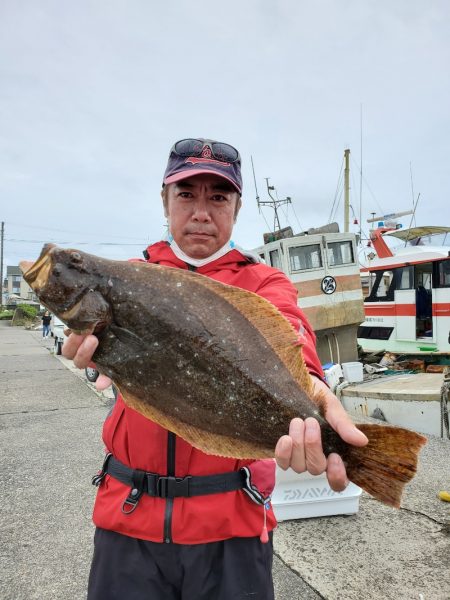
[92, 242, 324, 544]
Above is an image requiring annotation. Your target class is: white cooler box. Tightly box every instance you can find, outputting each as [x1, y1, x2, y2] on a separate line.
[271, 467, 362, 521]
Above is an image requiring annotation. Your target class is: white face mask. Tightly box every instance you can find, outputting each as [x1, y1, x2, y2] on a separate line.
[168, 237, 235, 267]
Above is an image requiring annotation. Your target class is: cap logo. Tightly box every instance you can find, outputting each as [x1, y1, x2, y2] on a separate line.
[201, 145, 212, 158]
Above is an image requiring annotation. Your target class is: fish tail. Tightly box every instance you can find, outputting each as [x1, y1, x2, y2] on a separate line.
[344, 424, 427, 508]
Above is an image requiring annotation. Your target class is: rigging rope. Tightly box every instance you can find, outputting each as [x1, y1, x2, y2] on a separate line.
[331, 187, 344, 224]
[290, 202, 303, 233]
[328, 157, 344, 224]
[350, 156, 385, 216]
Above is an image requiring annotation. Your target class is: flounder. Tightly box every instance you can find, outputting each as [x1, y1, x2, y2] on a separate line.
[21, 244, 427, 508]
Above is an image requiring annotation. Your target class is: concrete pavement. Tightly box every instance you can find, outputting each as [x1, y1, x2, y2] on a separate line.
[1, 320, 449, 599]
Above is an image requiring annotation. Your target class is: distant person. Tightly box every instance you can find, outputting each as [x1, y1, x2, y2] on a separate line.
[41, 311, 51, 338]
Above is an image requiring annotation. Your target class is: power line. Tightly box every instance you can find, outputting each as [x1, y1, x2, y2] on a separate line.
[5, 238, 148, 246]
[5, 221, 149, 242]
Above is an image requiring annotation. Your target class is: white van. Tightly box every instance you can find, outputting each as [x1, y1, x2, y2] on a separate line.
[53, 316, 65, 355]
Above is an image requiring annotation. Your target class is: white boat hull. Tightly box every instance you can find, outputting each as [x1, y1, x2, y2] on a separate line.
[340, 373, 444, 437]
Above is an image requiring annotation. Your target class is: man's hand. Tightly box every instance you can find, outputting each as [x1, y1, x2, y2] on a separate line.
[274, 376, 368, 492]
[62, 333, 112, 391]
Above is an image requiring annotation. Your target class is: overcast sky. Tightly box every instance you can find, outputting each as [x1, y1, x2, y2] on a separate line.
[1, 0, 449, 273]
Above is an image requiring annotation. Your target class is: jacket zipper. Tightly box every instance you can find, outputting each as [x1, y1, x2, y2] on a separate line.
[164, 261, 193, 543]
[163, 431, 176, 543]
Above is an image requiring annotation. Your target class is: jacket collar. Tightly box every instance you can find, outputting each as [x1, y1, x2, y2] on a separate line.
[143, 241, 259, 273]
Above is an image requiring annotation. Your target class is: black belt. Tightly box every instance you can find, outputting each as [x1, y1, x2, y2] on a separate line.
[92, 454, 246, 514]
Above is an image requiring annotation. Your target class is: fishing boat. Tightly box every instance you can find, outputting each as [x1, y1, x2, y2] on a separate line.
[250, 152, 364, 365]
[254, 226, 364, 365]
[342, 214, 450, 441]
[358, 215, 450, 360]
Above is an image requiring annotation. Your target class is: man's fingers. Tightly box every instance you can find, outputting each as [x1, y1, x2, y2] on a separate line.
[334, 419, 368, 447]
[274, 377, 365, 482]
[62, 333, 87, 359]
[96, 374, 112, 391]
[73, 336, 99, 369]
[275, 435, 293, 471]
[304, 417, 327, 475]
[287, 418, 307, 473]
[312, 376, 368, 447]
[326, 453, 349, 492]
[326, 407, 368, 447]
[62, 334, 99, 369]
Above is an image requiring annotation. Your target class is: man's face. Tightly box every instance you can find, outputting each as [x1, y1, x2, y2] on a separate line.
[163, 174, 241, 259]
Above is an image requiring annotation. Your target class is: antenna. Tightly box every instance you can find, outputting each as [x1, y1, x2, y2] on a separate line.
[359, 105, 363, 240]
[257, 178, 292, 232]
[251, 156, 293, 238]
[250, 156, 260, 208]
[409, 162, 415, 206]
[251, 156, 272, 233]
[404, 193, 421, 246]
[344, 149, 350, 232]
[409, 162, 416, 228]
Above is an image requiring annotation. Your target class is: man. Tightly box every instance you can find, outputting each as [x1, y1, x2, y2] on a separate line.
[64, 138, 368, 599]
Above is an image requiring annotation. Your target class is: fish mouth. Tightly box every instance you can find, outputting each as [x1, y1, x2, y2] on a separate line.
[59, 292, 111, 335]
[59, 297, 85, 323]
[20, 243, 56, 292]
[21, 244, 98, 320]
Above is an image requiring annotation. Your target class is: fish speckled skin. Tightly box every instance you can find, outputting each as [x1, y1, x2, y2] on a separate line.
[21, 244, 324, 454]
[21, 244, 427, 508]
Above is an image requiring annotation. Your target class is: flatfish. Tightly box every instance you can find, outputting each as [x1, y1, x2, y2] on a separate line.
[21, 244, 427, 507]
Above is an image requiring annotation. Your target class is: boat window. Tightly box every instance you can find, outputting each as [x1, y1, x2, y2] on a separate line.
[365, 270, 395, 302]
[269, 249, 281, 269]
[437, 259, 450, 288]
[326, 241, 354, 266]
[415, 269, 432, 290]
[289, 244, 322, 271]
[357, 325, 394, 340]
[394, 266, 414, 290]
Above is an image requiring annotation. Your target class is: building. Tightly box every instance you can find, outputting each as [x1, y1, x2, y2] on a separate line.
[5, 266, 39, 303]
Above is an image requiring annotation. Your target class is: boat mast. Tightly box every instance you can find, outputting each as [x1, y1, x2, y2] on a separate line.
[344, 148, 350, 232]
[251, 156, 292, 233]
[261, 178, 292, 231]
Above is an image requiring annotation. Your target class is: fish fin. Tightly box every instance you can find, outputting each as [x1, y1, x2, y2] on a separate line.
[120, 390, 273, 459]
[344, 424, 427, 508]
[170, 268, 314, 397]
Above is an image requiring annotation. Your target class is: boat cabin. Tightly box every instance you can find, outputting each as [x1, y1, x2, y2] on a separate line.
[254, 230, 364, 364]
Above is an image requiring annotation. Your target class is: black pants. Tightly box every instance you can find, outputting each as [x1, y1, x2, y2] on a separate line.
[87, 528, 274, 600]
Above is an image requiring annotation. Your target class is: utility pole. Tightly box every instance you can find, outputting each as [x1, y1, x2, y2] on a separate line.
[0, 221, 4, 306]
[344, 149, 350, 232]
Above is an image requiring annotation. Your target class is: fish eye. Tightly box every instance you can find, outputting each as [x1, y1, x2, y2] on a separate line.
[70, 252, 82, 264]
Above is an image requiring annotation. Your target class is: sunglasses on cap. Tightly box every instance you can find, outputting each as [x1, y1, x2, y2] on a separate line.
[171, 138, 241, 164]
